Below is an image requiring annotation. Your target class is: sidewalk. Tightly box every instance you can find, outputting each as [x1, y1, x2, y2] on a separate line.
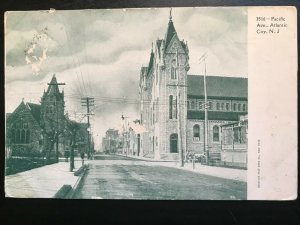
[119, 154, 247, 182]
[5, 158, 85, 198]
[167, 162, 247, 182]
[116, 153, 176, 162]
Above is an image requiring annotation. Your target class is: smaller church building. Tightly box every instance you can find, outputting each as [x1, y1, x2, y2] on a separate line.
[5, 75, 88, 159]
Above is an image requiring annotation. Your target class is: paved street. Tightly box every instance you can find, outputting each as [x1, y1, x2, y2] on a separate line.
[73, 154, 246, 200]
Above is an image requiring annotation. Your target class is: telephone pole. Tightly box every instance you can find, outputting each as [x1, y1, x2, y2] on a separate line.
[81, 97, 95, 159]
[199, 53, 209, 164]
[121, 113, 129, 156]
[47, 76, 65, 163]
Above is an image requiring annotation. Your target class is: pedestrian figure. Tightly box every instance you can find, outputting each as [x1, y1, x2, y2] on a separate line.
[80, 152, 85, 166]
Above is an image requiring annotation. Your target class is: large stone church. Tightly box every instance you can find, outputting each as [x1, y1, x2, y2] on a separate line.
[139, 13, 248, 160]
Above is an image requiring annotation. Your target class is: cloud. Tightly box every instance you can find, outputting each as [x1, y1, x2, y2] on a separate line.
[5, 8, 247, 149]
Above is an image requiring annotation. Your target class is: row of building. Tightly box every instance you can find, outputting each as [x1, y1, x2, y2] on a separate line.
[5, 75, 92, 162]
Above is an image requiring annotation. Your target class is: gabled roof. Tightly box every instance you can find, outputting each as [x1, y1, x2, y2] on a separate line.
[6, 101, 42, 126]
[27, 103, 41, 123]
[187, 75, 248, 99]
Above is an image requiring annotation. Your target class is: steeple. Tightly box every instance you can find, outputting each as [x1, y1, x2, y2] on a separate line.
[165, 8, 177, 51]
[46, 74, 60, 94]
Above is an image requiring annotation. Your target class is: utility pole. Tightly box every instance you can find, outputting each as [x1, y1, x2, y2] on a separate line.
[121, 113, 129, 156]
[199, 53, 209, 164]
[81, 97, 95, 160]
[47, 76, 65, 163]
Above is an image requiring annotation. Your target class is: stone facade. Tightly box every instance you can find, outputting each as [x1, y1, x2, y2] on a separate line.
[139, 13, 248, 161]
[139, 15, 189, 160]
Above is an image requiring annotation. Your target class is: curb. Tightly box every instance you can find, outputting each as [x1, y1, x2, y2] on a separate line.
[66, 164, 89, 199]
[74, 164, 88, 176]
[53, 185, 72, 198]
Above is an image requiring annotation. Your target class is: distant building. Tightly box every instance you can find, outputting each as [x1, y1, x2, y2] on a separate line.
[102, 129, 120, 153]
[5, 74, 88, 160]
[139, 12, 248, 161]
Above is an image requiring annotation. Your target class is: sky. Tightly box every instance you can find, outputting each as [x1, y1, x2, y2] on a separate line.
[5, 7, 248, 149]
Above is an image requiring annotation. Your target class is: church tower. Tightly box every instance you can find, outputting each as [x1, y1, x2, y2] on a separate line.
[158, 10, 190, 160]
[139, 10, 190, 160]
[40, 74, 65, 135]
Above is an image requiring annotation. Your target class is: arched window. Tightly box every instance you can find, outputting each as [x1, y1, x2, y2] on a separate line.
[153, 102, 155, 123]
[169, 95, 173, 119]
[226, 103, 230, 111]
[170, 133, 178, 153]
[243, 104, 246, 111]
[199, 101, 203, 110]
[213, 125, 219, 142]
[21, 130, 26, 143]
[208, 102, 213, 110]
[171, 59, 177, 79]
[238, 103, 241, 111]
[191, 100, 195, 110]
[193, 124, 200, 141]
[216, 103, 220, 110]
[233, 103, 236, 111]
[221, 103, 224, 111]
[16, 129, 21, 144]
[11, 120, 31, 144]
[187, 101, 190, 110]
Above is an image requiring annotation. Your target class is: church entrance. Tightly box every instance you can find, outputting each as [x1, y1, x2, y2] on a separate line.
[170, 133, 178, 153]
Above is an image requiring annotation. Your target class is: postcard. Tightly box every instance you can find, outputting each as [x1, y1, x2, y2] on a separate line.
[4, 6, 297, 200]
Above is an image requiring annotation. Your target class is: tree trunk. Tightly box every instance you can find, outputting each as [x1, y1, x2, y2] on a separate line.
[55, 137, 59, 163]
[46, 142, 54, 165]
[70, 131, 76, 172]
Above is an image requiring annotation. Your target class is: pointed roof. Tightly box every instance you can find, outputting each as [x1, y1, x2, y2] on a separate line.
[46, 74, 60, 94]
[164, 17, 177, 50]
